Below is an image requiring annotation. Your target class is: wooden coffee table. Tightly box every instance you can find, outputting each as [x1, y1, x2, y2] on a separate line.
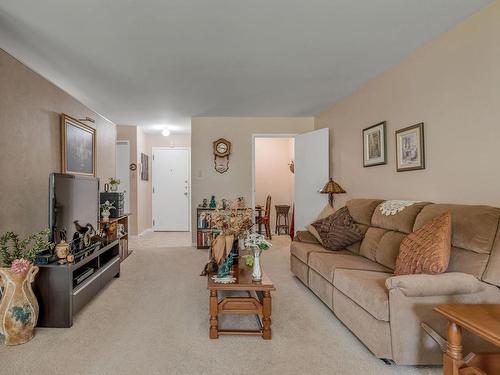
[207, 263, 275, 339]
[435, 304, 500, 375]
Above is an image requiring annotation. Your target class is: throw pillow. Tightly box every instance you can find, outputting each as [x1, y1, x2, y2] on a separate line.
[394, 212, 452, 275]
[306, 204, 335, 244]
[311, 207, 364, 250]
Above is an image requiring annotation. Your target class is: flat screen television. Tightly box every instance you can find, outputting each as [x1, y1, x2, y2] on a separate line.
[49, 173, 99, 244]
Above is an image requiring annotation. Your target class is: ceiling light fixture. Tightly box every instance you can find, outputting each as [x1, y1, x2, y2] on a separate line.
[162, 129, 171, 137]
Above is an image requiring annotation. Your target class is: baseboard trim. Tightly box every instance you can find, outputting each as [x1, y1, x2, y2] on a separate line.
[138, 228, 153, 237]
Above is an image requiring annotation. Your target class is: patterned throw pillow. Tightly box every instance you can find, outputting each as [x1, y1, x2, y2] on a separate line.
[394, 212, 452, 275]
[311, 207, 364, 250]
[306, 204, 335, 245]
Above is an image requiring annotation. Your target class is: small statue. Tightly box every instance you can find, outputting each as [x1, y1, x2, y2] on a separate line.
[217, 253, 236, 278]
[222, 198, 227, 210]
[209, 195, 217, 209]
[200, 257, 218, 276]
[202, 198, 208, 208]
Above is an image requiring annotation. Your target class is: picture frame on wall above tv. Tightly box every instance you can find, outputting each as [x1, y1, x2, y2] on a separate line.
[61, 114, 96, 176]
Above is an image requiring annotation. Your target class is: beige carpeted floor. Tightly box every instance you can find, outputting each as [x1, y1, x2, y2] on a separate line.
[0, 233, 441, 375]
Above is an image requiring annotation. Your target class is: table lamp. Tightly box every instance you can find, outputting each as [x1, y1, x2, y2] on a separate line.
[320, 178, 346, 207]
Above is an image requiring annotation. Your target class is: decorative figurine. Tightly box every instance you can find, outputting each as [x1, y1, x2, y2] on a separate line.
[217, 252, 236, 278]
[222, 198, 227, 210]
[200, 257, 218, 276]
[209, 195, 217, 209]
[202, 198, 208, 208]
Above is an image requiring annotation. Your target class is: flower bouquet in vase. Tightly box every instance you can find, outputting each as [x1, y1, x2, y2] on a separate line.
[244, 233, 272, 282]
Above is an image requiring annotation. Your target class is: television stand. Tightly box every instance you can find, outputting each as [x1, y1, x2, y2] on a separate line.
[34, 239, 120, 328]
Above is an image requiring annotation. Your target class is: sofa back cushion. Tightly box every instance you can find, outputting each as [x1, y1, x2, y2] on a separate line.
[414, 204, 500, 283]
[347, 199, 430, 269]
[346, 199, 383, 226]
[345, 199, 500, 279]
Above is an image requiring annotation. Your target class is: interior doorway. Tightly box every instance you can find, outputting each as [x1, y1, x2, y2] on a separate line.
[116, 140, 130, 213]
[152, 147, 190, 231]
[252, 135, 295, 235]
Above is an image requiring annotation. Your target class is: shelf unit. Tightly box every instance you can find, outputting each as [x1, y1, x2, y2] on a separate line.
[99, 214, 131, 261]
[196, 207, 250, 249]
[196, 208, 219, 249]
[34, 240, 120, 328]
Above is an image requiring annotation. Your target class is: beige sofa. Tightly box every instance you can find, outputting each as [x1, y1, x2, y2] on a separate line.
[290, 199, 500, 365]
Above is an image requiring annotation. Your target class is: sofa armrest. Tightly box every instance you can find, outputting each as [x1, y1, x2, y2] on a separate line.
[385, 272, 484, 297]
[294, 230, 320, 244]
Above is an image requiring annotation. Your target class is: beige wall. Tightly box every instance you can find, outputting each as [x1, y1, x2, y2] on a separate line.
[116, 126, 191, 235]
[191, 117, 314, 242]
[0, 49, 116, 236]
[315, 2, 500, 209]
[255, 138, 294, 232]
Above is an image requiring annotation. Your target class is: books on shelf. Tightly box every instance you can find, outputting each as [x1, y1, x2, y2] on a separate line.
[196, 229, 220, 248]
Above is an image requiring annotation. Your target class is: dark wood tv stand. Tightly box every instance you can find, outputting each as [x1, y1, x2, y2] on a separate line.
[34, 240, 121, 328]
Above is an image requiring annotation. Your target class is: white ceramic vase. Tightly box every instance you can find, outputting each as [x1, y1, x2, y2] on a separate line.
[251, 247, 262, 282]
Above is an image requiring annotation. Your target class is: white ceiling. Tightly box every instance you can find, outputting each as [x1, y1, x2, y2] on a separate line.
[0, 0, 492, 134]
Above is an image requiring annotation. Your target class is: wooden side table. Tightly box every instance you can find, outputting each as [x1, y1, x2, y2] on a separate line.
[435, 304, 500, 375]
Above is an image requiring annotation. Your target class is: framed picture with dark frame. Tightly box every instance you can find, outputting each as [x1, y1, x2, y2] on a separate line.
[61, 114, 96, 176]
[363, 121, 387, 167]
[141, 153, 149, 181]
[395, 122, 425, 172]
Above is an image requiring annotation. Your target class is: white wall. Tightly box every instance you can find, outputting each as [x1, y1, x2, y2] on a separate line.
[255, 138, 294, 232]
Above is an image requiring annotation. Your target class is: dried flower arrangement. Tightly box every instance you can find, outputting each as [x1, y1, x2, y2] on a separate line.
[206, 200, 254, 268]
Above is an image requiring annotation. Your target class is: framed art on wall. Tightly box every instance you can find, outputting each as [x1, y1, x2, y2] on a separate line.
[141, 153, 149, 181]
[396, 123, 425, 172]
[61, 114, 96, 176]
[363, 121, 387, 167]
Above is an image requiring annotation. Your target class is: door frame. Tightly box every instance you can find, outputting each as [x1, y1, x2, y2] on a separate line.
[251, 133, 297, 215]
[116, 140, 130, 213]
[151, 146, 191, 232]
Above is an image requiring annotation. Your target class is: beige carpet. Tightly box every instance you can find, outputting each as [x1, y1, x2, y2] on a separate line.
[0, 233, 440, 375]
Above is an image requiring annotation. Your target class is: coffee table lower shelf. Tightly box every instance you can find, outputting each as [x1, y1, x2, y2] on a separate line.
[207, 265, 275, 340]
[209, 290, 272, 339]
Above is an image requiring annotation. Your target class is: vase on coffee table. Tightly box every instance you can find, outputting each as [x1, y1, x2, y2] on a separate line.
[251, 247, 262, 282]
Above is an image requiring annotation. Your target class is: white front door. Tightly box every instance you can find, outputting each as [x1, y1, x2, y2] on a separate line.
[294, 128, 329, 231]
[116, 141, 130, 213]
[152, 148, 190, 231]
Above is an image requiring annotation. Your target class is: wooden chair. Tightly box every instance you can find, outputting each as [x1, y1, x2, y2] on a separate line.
[256, 195, 272, 240]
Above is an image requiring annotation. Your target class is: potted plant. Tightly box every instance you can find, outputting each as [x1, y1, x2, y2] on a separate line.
[0, 229, 53, 345]
[244, 233, 272, 282]
[100, 201, 115, 222]
[108, 177, 121, 192]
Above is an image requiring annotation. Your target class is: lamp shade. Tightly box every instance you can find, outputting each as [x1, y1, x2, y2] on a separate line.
[320, 178, 346, 194]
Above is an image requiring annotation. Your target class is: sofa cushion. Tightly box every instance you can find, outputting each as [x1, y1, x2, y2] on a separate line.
[395, 212, 452, 275]
[334, 270, 390, 321]
[360, 227, 386, 261]
[290, 240, 331, 263]
[346, 199, 383, 226]
[376, 231, 408, 270]
[295, 230, 321, 244]
[372, 201, 431, 234]
[414, 204, 500, 254]
[308, 252, 391, 282]
[312, 207, 365, 250]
